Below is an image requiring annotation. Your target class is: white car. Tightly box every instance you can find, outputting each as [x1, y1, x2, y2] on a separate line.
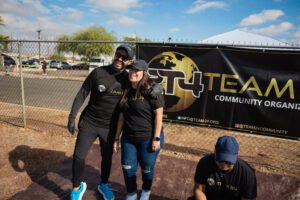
[88, 56, 111, 73]
[89, 58, 105, 67]
[49, 61, 73, 69]
[88, 58, 104, 73]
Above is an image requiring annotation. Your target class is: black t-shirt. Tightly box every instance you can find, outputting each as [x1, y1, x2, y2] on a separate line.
[70, 65, 128, 128]
[194, 154, 257, 200]
[122, 88, 164, 139]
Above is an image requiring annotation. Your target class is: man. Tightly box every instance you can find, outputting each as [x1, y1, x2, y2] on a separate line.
[41, 59, 47, 75]
[68, 45, 134, 200]
[192, 135, 257, 200]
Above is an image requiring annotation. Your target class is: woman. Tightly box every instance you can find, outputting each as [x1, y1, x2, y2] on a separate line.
[113, 59, 164, 200]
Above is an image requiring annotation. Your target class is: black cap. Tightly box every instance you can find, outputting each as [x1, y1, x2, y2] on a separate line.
[116, 45, 134, 59]
[127, 59, 148, 71]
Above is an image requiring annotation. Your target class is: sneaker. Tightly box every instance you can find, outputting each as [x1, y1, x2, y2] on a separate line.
[97, 183, 115, 200]
[70, 182, 87, 200]
[140, 190, 151, 200]
[125, 192, 138, 200]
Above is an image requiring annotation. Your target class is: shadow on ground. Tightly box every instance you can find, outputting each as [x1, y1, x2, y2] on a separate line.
[8, 144, 300, 200]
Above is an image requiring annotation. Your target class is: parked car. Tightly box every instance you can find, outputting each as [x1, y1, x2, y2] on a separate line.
[88, 57, 105, 67]
[49, 61, 73, 69]
[49, 61, 61, 69]
[72, 62, 89, 70]
[22, 59, 39, 65]
[22, 59, 41, 68]
[3, 54, 16, 67]
[2, 54, 17, 73]
[61, 61, 73, 69]
[88, 56, 111, 73]
[49, 60, 57, 67]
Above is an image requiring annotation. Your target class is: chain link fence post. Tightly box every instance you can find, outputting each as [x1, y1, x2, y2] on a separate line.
[18, 40, 26, 128]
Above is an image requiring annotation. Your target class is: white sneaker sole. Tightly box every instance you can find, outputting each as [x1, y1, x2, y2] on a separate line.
[78, 182, 87, 200]
[125, 193, 138, 200]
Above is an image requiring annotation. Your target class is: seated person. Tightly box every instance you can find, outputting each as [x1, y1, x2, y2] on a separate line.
[190, 135, 257, 200]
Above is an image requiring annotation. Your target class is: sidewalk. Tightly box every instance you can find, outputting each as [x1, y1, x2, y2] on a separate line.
[8, 144, 300, 200]
[0, 70, 85, 81]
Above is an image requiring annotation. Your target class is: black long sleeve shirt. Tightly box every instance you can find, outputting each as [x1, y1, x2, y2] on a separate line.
[69, 65, 128, 128]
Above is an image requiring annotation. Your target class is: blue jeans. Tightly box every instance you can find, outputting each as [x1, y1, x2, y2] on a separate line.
[121, 130, 164, 193]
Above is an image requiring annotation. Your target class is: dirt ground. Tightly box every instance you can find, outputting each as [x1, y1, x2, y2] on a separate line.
[0, 102, 299, 200]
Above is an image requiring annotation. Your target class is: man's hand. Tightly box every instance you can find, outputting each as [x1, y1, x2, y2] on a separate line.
[113, 140, 121, 153]
[67, 116, 75, 135]
[150, 83, 163, 99]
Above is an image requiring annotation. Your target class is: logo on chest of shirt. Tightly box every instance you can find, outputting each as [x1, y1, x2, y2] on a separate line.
[111, 90, 124, 95]
[207, 178, 215, 186]
[98, 85, 106, 93]
[207, 177, 238, 191]
[128, 96, 144, 101]
[207, 177, 222, 187]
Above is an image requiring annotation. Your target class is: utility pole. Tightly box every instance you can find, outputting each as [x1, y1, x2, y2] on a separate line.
[10, 32, 13, 52]
[37, 29, 42, 60]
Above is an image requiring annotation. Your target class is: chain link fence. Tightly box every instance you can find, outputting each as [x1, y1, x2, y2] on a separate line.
[0, 40, 299, 178]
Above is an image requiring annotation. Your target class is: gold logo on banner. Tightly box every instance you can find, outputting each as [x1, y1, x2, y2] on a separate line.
[148, 51, 204, 112]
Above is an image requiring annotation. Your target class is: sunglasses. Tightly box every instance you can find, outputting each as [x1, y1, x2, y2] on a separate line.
[115, 52, 130, 61]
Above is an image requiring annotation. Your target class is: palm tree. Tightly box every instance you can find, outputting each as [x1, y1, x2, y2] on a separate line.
[0, 16, 9, 53]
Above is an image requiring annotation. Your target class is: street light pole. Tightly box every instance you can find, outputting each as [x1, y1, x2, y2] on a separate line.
[37, 29, 42, 60]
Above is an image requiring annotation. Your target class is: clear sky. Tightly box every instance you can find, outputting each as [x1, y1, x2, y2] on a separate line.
[1, 0, 300, 43]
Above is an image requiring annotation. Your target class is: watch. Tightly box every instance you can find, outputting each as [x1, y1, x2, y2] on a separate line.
[153, 137, 160, 141]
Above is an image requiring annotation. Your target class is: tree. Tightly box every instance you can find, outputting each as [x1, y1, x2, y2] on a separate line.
[0, 35, 9, 51]
[49, 54, 65, 61]
[123, 36, 151, 54]
[123, 36, 140, 55]
[56, 26, 117, 59]
[57, 35, 74, 53]
[0, 16, 9, 68]
[0, 16, 9, 42]
[0, 16, 4, 26]
[57, 35, 77, 61]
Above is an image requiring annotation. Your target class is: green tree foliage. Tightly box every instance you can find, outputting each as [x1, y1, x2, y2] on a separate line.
[0, 16, 9, 68]
[49, 54, 65, 61]
[0, 16, 4, 26]
[57, 35, 74, 53]
[123, 36, 151, 43]
[56, 26, 117, 58]
[56, 35, 77, 61]
[123, 36, 151, 54]
[0, 16, 10, 51]
[0, 35, 9, 51]
[0, 35, 9, 39]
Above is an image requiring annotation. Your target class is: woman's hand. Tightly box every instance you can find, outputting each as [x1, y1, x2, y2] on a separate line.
[152, 140, 160, 152]
[113, 140, 121, 153]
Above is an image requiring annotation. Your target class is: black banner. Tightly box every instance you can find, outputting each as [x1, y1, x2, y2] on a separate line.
[138, 44, 300, 140]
